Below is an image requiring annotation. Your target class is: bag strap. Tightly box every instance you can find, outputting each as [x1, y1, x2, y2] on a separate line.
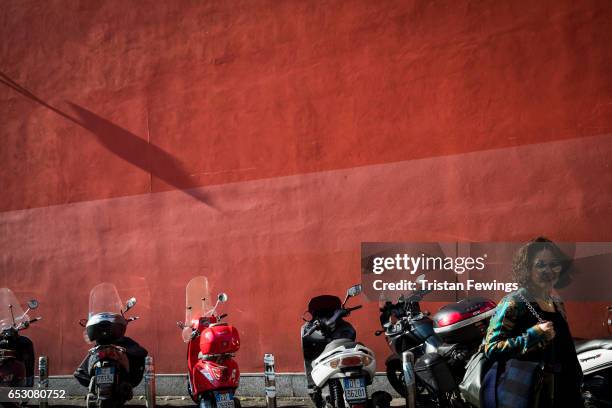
[517, 291, 545, 324]
[476, 343, 483, 353]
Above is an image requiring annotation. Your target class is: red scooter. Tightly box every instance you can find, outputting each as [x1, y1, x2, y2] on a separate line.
[178, 276, 241, 408]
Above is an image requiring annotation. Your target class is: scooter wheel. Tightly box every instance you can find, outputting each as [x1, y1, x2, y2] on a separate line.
[385, 359, 407, 398]
[370, 391, 392, 408]
[234, 397, 242, 408]
[97, 399, 115, 408]
[308, 391, 325, 408]
[199, 397, 215, 408]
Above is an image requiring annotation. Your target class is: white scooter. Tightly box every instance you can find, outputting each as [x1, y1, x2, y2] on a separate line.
[576, 305, 612, 407]
[301, 284, 391, 408]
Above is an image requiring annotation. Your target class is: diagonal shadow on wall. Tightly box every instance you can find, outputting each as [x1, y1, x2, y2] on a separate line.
[0, 72, 215, 208]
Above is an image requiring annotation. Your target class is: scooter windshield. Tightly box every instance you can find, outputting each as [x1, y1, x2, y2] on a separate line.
[0, 288, 27, 331]
[88, 283, 123, 318]
[185, 276, 212, 323]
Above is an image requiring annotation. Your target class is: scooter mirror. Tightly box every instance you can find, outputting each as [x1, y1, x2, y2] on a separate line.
[347, 284, 362, 297]
[125, 297, 137, 312]
[217, 293, 228, 303]
[181, 327, 193, 343]
[302, 311, 313, 322]
[27, 299, 39, 310]
[343, 284, 362, 307]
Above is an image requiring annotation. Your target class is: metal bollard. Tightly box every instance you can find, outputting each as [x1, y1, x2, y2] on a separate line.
[144, 356, 156, 408]
[264, 353, 277, 408]
[402, 351, 416, 408]
[38, 356, 48, 408]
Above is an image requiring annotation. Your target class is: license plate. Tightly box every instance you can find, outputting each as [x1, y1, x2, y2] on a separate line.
[214, 392, 235, 408]
[343, 377, 366, 402]
[95, 366, 115, 384]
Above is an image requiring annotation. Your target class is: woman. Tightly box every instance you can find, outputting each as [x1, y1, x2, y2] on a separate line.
[483, 237, 583, 407]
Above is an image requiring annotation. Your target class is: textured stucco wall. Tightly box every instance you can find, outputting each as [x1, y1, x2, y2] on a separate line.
[1, 0, 611, 375]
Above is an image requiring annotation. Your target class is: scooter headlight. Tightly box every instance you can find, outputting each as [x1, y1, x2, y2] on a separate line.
[328, 355, 372, 368]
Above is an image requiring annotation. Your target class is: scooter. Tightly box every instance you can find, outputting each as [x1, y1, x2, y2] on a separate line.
[576, 305, 612, 408]
[178, 276, 241, 408]
[0, 288, 41, 388]
[377, 275, 496, 407]
[302, 284, 392, 408]
[75, 282, 148, 408]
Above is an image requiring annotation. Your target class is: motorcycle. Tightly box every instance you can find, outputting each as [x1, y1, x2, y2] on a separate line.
[576, 305, 612, 408]
[301, 284, 392, 408]
[177, 276, 241, 408]
[0, 288, 41, 388]
[377, 276, 496, 407]
[74, 282, 148, 408]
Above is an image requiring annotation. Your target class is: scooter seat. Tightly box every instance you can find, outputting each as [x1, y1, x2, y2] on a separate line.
[574, 339, 612, 354]
[323, 339, 358, 354]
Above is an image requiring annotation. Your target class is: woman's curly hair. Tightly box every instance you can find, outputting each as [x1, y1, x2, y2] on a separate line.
[512, 237, 573, 289]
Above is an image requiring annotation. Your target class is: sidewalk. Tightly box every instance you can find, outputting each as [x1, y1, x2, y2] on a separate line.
[30, 396, 408, 407]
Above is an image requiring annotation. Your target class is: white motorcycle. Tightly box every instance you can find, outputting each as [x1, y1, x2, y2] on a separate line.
[301, 284, 391, 408]
[577, 305, 612, 408]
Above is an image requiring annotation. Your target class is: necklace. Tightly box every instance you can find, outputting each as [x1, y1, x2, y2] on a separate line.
[526, 286, 555, 309]
[541, 294, 554, 308]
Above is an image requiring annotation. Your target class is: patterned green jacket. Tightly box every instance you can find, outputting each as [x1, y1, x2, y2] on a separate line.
[483, 287, 566, 360]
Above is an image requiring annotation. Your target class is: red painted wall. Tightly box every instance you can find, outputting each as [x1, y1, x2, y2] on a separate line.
[1, 0, 611, 374]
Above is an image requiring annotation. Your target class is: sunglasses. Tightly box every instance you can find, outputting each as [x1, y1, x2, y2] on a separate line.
[533, 260, 562, 273]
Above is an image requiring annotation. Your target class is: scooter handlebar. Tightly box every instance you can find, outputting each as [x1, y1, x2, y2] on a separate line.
[325, 308, 349, 328]
[304, 305, 361, 337]
[16, 317, 41, 331]
[304, 321, 320, 336]
[405, 290, 430, 304]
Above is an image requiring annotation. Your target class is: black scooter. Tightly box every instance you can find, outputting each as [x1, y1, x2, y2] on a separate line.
[74, 283, 147, 408]
[377, 276, 496, 407]
[0, 288, 41, 388]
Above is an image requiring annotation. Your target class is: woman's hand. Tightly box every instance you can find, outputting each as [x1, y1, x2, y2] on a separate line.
[537, 321, 556, 340]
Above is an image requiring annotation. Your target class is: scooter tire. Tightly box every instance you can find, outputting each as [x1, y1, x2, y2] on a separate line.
[234, 397, 242, 408]
[385, 359, 407, 398]
[309, 390, 325, 408]
[97, 399, 116, 408]
[199, 398, 213, 408]
[370, 391, 392, 408]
